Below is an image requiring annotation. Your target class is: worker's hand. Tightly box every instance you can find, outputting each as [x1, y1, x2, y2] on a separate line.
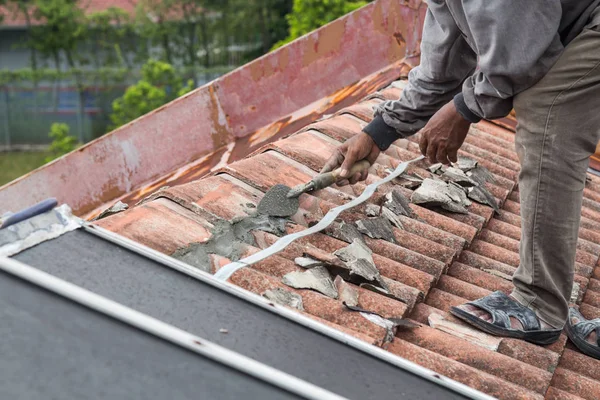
[419, 101, 471, 165]
[321, 132, 380, 186]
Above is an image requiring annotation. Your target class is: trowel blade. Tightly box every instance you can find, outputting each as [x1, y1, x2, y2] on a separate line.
[257, 184, 300, 217]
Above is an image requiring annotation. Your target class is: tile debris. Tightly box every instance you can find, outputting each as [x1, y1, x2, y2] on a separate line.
[92, 201, 129, 221]
[356, 216, 398, 243]
[411, 179, 470, 214]
[262, 288, 305, 311]
[384, 189, 416, 218]
[334, 276, 359, 307]
[282, 266, 338, 299]
[428, 313, 502, 352]
[294, 256, 325, 269]
[333, 239, 387, 289]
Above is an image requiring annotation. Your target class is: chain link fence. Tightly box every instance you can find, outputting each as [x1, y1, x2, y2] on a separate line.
[0, 69, 229, 150]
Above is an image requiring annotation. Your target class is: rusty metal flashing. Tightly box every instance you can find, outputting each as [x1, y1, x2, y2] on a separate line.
[0, 205, 82, 257]
[0, 0, 427, 218]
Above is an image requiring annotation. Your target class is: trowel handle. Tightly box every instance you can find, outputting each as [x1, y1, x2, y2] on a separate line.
[313, 160, 371, 190]
[331, 159, 371, 180]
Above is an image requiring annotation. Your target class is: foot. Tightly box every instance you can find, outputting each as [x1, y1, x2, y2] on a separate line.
[450, 291, 563, 345]
[455, 295, 558, 331]
[568, 308, 599, 347]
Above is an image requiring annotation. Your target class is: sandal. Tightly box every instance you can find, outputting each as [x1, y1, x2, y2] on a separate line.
[566, 307, 600, 360]
[450, 291, 562, 345]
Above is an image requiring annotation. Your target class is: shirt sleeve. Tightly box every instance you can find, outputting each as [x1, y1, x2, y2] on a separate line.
[458, 0, 564, 120]
[364, 0, 477, 151]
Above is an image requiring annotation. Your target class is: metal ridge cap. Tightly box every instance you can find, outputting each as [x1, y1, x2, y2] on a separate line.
[83, 223, 495, 400]
[0, 255, 346, 400]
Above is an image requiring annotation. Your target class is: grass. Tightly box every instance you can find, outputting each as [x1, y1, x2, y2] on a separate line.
[0, 151, 52, 187]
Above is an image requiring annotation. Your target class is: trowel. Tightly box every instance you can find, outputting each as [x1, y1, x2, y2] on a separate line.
[257, 160, 371, 217]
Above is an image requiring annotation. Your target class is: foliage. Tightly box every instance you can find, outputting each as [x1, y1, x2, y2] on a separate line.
[87, 7, 138, 69]
[45, 123, 80, 162]
[0, 0, 7, 24]
[273, 0, 368, 49]
[109, 59, 193, 129]
[30, 0, 87, 68]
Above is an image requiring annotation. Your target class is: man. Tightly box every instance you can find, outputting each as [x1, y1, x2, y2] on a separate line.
[323, 1, 600, 358]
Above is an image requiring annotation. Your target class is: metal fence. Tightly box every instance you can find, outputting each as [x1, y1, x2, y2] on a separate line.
[0, 70, 228, 149]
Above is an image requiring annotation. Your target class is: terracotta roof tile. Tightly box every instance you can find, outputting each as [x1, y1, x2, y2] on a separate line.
[387, 339, 545, 400]
[96, 78, 600, 399]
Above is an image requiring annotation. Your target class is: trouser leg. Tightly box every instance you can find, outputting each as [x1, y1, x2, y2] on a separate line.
[511, 22, 600, 328]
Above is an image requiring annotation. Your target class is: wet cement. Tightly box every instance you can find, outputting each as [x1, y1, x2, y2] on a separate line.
[257, 184, 300, 218]
[172, 214, 287, 272]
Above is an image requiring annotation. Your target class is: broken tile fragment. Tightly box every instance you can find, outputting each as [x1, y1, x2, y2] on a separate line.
[428, 313, 501, 351]
[384, 190, 415, 218]
[380, 207, 404, 229]
[93, 201, 129, 221]
[365, 204, 403, 229]
[294, 256, 324, 269]
[334, 239, 384, 285]
[282, 266, 338, 299]
[441, 167, 478, 187]
[395, 172, 424, 189]
[468, 186, 500, 213]
[334, 276, 359, 307]
[359, 311, 418, 343]
[428, 163, 445, 174]
[570, 281, 581, 304]
[411, 178, 470, 214]
[467, 166, 496, 186]
[328, 221, 367, 246]
[411, 178, 452, 207]
[262, 288, 305, 311]
[456, 157, 478, 172]
[355, 217, 397, 243]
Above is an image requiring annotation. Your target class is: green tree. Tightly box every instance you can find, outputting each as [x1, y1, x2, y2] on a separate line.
[0, 0, 6, 24]
[30, 0, 88, 140]
[87, 7, 137, 70]
[273, 0, 367, 49]
[45, 122, 80, 162]
[6, 1, 39, 72]
[109, 59, 193, 129]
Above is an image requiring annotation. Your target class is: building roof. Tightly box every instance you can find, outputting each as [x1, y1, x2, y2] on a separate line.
[94, 73, 600, 399]
[0, 0, 138, 28]
[2, 0, 600, 398]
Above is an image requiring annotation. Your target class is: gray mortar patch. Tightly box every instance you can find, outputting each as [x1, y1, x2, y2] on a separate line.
[262, 288, 305, 311]
[171, 214, 287, 272]
[257, 184, 300, 217]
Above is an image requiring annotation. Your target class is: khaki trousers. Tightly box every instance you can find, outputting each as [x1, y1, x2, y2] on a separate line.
[511, 13, 600, 327]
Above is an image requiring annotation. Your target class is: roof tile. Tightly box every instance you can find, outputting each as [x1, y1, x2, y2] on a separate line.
[550, 367, 600, 400]
[96, 78, 600, 399]
[387, 339, 545, 400]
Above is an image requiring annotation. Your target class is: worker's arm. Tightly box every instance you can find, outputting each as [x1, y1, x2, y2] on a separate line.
[363, 1, 477, 151]
[454, 0, 563, 122]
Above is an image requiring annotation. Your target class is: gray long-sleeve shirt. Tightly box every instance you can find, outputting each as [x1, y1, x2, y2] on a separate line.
[365, 0, 600, 151]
